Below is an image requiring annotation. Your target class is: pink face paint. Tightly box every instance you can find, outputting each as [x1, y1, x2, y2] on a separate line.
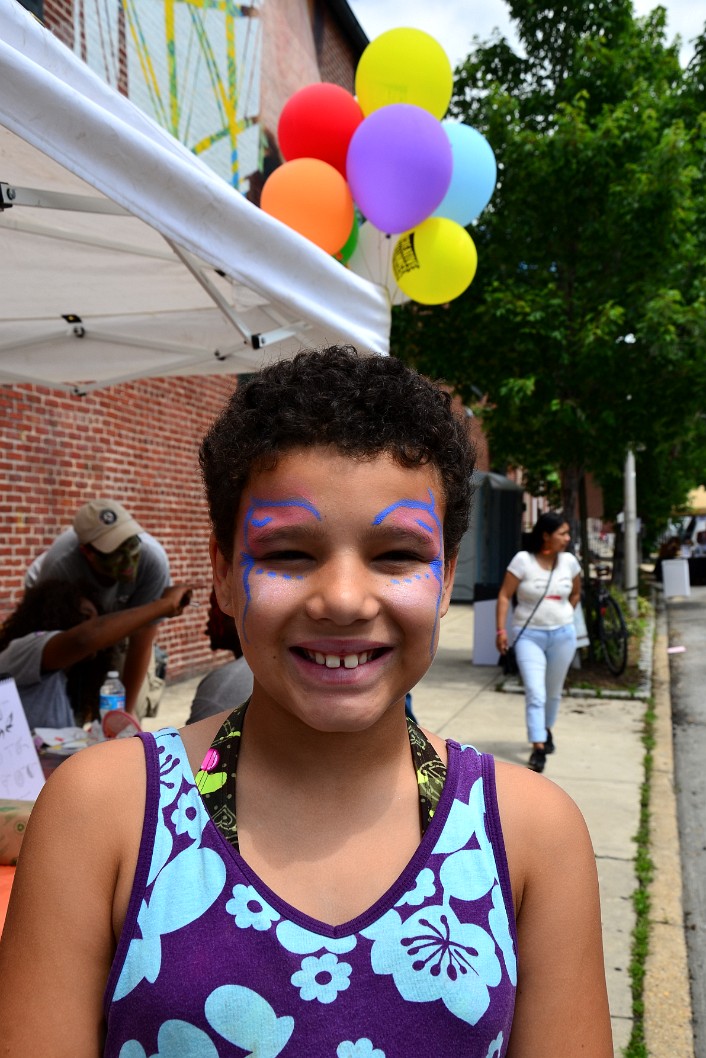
[372, 489, 444, 657]
[238, 497, 322, 639]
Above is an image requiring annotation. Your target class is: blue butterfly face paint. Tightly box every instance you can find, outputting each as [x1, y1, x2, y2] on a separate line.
[372, 489, 444, 657]
[238, 497, 322, 640]
[224, 447, 453, 732]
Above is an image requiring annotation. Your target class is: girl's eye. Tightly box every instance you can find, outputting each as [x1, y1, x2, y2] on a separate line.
[376, 550, 427, 564]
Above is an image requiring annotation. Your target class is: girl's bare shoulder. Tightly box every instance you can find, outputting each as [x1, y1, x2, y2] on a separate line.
[494, 758, 591, 843]
[493, 758, 597, 905]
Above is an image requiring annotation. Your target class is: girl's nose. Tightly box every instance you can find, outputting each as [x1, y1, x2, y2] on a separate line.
[304, 556, 380, 625]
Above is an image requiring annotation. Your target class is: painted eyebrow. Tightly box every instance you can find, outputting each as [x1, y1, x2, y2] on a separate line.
[371, 493, 442, 545]
[243, 497, 322, 544]
[362, 524, 438, 548]
[245, 522, 325, 544]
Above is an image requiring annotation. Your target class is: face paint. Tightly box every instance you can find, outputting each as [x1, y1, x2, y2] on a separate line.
[372, 489, 444, 657]
[89, 535, 141, 582]
[238, 497, 322, 639]
[222, 448, 454, 735]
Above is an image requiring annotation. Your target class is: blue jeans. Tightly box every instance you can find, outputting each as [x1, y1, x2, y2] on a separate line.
[513, 624, 577, 743]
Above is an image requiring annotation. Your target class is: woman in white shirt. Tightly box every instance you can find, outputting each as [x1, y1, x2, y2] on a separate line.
[496, 513, 581, 773]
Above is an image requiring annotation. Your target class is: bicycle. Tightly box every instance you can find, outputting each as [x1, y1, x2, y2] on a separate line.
[583, 564, 629, 676]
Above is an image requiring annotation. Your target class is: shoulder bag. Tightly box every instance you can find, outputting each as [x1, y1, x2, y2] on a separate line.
[499, 554, 557, 676]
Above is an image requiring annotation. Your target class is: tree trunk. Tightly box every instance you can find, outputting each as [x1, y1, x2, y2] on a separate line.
[561, 465, 582, 544]
[578, 473, 592, 585]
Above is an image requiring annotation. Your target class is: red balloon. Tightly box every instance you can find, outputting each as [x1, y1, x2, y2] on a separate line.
[278, 83, 364, 176]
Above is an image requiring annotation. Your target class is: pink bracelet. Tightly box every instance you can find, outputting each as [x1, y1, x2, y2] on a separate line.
[496, 629, 507, 635]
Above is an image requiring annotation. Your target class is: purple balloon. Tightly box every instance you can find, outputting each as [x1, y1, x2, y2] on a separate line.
[346, 103, 453, 234]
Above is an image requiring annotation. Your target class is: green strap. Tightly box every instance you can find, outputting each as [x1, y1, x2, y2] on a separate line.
[195, 701, 447, 853]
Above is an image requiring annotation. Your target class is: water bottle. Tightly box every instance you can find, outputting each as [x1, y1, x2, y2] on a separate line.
[99, 670, 125, 721]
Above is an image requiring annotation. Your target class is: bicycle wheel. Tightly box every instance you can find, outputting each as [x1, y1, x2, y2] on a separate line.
[597, 594, 628, 675]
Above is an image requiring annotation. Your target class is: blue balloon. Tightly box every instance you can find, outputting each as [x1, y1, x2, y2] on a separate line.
[432, 121, 497, 227]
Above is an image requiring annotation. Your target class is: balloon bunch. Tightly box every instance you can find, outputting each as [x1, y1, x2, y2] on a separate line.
[261, 28, 497, 307]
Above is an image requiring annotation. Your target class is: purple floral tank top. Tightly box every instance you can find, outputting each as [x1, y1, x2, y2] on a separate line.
[103, 728, 517, 1057]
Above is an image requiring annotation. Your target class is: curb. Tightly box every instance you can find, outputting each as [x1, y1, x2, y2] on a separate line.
[643, 601, 695, 1057]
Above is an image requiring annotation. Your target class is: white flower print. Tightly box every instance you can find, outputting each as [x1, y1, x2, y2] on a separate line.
[119, 1020, 219, 1058]
[290, 952, 352, 1004]
[486, 1029, 504, 1057]
[439, 845, 496, 903]
[336, 1039, 386, 1058]
[396, 867, 436, 907]
[434, 778, 499, 903]
[488, 883, 517, 985]
[433, 777, 489, 856]
[226, 884, 280, 931]
[276, 919, 356, 955]
[114, 846, 227, 1002]
[118, 1043, 147, 1058]
[171, 789, 207, 842]
[363, 904, 501, 1026]
[204, 984, 294, 1056]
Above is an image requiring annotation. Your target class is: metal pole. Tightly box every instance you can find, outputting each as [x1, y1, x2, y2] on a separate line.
[624, 448, 638, 617]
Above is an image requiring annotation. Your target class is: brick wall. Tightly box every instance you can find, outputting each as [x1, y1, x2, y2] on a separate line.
[260, 0, 321, 137]
[43, 0, 74, 49]
[315, 5, 359, 90]
[0, 376, 238, 679]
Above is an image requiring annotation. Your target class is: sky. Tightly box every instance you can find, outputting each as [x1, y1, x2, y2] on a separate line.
[348, 0, 704, 69]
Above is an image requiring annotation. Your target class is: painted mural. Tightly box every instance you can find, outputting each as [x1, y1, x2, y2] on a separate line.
[74, 0, 264, 193]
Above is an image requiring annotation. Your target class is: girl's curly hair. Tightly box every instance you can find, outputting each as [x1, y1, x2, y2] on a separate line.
[200, 346, 475, 561]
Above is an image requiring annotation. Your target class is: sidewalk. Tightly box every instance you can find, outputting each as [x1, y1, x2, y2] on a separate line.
[150, 600, 679, 1056]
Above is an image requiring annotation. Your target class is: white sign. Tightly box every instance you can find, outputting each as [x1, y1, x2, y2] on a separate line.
[0, 676, 45, 801]
[662, 558, 691, 599]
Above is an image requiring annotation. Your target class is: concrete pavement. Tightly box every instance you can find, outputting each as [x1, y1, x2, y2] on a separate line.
[147, 598, 690, 1057]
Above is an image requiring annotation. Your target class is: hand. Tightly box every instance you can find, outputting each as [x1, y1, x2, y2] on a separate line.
[496, 630, 508, 654]
[161, 584, 193, 616]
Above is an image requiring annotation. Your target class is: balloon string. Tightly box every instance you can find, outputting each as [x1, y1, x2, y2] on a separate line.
[382, 232, 395, 300]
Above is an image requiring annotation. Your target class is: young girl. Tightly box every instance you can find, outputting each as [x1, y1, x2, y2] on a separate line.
[0, 347, 612, 1057]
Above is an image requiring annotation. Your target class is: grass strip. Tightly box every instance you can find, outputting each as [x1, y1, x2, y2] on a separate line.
[622, 685, 656, 1056]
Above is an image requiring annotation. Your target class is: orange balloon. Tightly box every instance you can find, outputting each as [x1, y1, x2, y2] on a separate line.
[260, 159, 354, 254]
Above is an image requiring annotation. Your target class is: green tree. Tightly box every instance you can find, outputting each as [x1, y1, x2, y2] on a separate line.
[392, 1, 706, 546]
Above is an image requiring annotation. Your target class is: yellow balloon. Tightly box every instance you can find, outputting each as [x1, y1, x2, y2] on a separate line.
[392, 218, 478, 305]
[355, 28, 453, 119]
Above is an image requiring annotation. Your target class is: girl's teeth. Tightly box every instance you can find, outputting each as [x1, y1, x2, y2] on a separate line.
[308, 650, 372, 667]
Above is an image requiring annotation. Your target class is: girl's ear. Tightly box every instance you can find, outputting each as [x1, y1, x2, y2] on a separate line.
[209, 534, 235, 616]
[439, 553, 458, 618]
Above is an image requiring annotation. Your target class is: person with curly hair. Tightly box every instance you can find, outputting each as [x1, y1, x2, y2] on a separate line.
[0, 578, 193, 730]
[0, 347, 611, 1058]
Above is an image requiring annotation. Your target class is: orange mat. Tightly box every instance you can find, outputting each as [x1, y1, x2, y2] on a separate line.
[0, 865, 16, 936]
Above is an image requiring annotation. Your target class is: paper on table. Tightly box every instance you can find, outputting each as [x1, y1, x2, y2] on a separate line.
[34, 726, 89, 749]
[0, 676, 45, 801]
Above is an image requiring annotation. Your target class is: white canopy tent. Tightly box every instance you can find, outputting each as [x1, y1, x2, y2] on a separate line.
[0, 0, 390, 394]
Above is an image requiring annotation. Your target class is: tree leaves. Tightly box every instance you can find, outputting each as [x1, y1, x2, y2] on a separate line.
[390, 0, 706, 542]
